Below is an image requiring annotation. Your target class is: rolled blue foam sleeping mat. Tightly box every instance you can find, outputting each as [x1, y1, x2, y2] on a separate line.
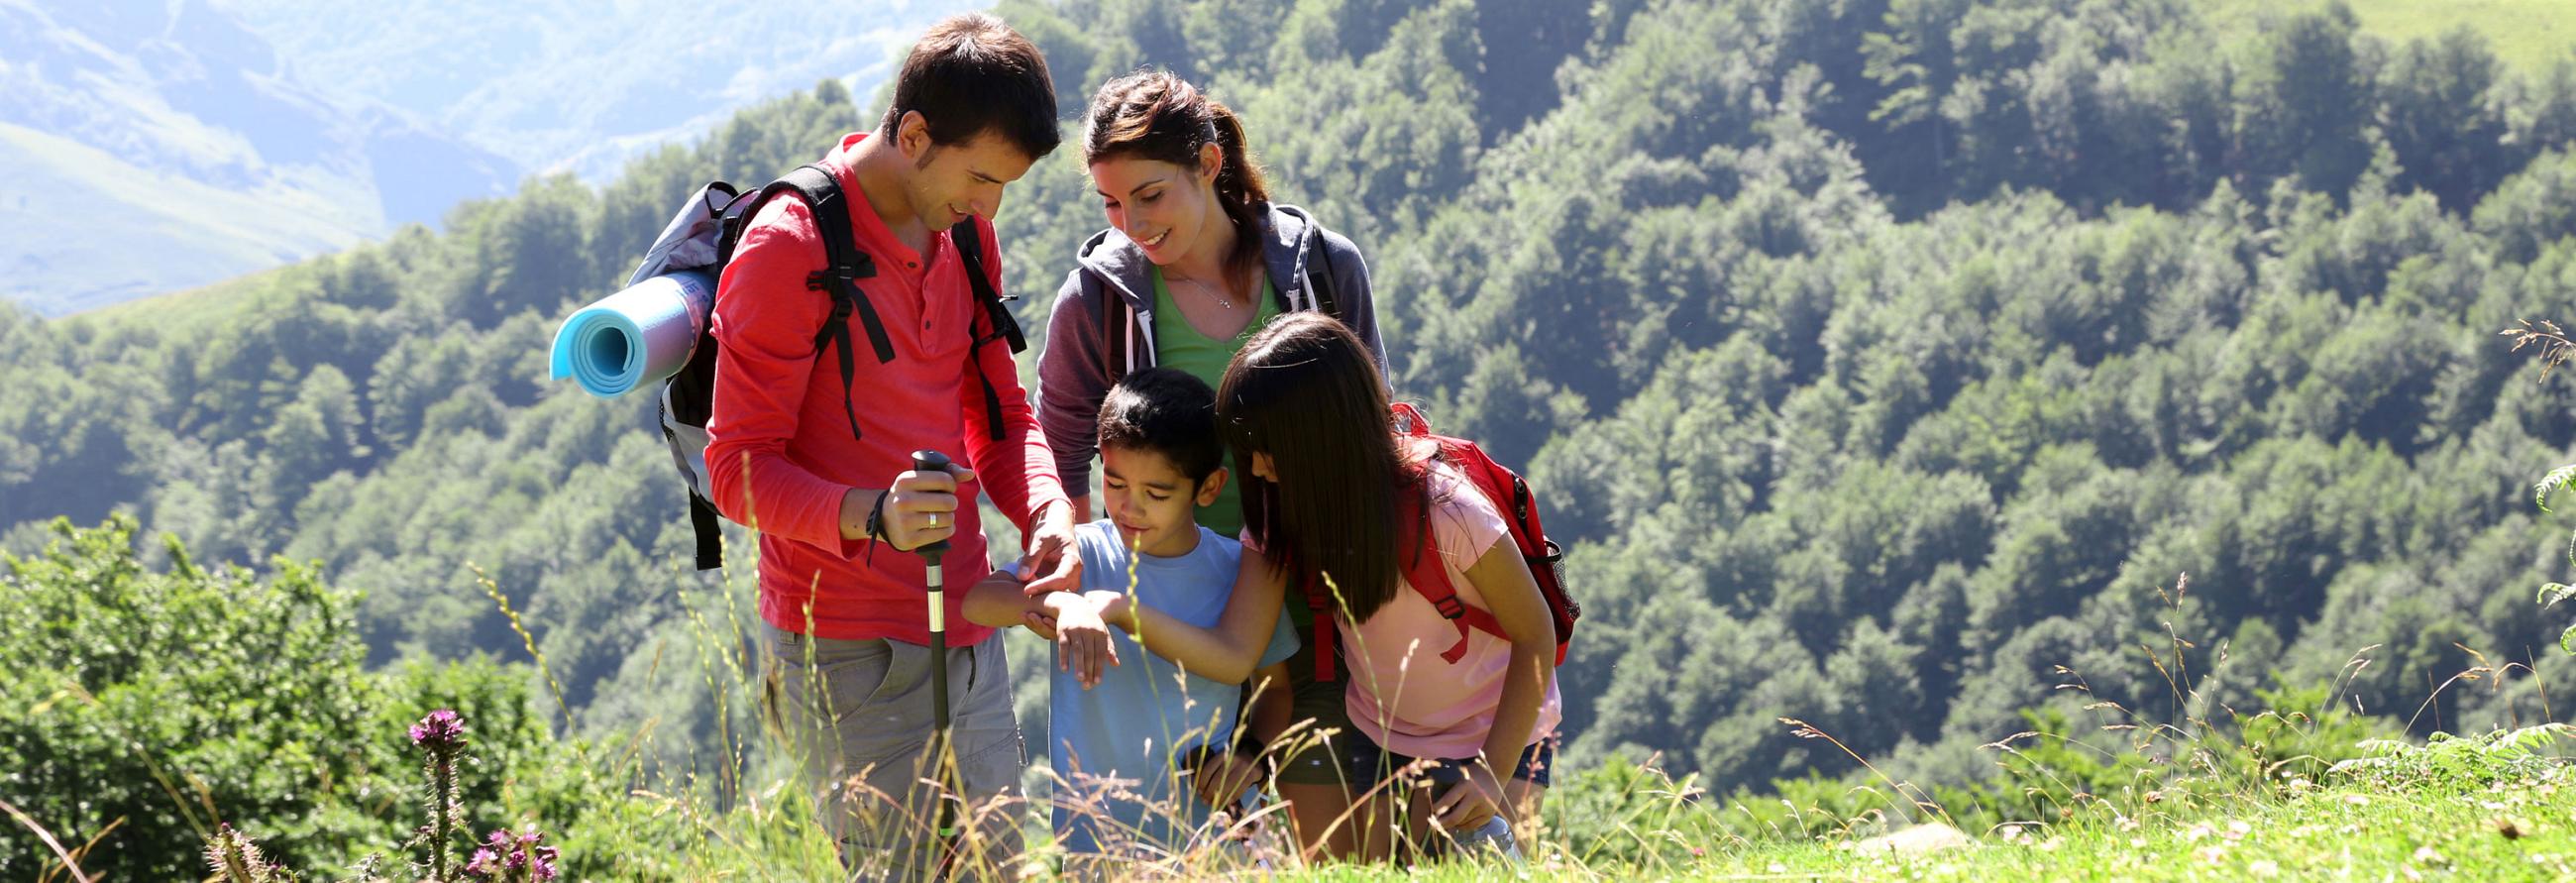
[547, 270, 715, 397]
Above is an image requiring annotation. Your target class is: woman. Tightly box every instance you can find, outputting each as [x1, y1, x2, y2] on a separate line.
[1035, 68, 1390, 860]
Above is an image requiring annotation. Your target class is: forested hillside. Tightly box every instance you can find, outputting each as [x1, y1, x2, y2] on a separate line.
[12, 0, 2576, 815]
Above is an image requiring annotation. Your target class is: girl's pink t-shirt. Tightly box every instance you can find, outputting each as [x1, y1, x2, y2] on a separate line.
[1340, 461, 1563, 761]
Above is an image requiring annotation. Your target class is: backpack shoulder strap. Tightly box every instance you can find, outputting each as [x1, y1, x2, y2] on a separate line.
[951, 217, 1020, 443]
[717, 165, 889, 443]
[1100, 276, 1132, 383]
[1399, 471, 1499, 665]
[950, 217, 1025, 355]
[775, 165, 896, 365]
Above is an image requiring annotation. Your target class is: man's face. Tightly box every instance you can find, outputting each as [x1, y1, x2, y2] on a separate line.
[902, 122, 1036, 232]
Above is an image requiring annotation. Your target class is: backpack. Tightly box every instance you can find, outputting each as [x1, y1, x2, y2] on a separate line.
[629, 164, 1025, 571]
[1299, 401, 1579, 681]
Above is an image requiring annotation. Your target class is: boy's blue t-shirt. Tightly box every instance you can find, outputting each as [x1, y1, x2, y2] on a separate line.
[1050, 519, 1300, 856]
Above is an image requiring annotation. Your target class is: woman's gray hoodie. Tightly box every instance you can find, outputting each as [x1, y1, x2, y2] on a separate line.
[1036, 202, 1388, 497]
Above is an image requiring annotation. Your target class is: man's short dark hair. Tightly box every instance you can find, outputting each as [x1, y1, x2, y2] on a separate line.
[882, 13, 1061, 161]
[1099, 368, 1224, 486]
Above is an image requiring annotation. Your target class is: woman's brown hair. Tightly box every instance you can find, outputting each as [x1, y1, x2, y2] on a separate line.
[1084, 69, 1271, 298]
[1218, 312, 1424, 622]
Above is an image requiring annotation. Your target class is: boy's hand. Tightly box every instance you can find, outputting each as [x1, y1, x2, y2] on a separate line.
[1188, 748, 1262, 809]
[1045, 594, 1118, 689]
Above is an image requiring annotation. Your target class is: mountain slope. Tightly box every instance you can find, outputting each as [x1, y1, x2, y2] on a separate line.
[0, 0, 515, 315]
[216, 0, 979, 181]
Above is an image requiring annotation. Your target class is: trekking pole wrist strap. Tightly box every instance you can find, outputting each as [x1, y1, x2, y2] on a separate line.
[864, 489, 893, 541]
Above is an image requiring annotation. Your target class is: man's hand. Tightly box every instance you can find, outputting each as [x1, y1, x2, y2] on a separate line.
[1019, 498, 1081, 596]
[847, 463, 976, 549]
[1042, 592, 1118, 689]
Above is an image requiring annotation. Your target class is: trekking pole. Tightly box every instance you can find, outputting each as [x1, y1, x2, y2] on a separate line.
[911, 449, 961, 876]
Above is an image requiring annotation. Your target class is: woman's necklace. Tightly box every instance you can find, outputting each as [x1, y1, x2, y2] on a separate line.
[1171, 273, 1237, 310]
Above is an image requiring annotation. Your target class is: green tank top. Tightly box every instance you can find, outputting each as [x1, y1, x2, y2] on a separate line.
[1150, 267, 1282, 536]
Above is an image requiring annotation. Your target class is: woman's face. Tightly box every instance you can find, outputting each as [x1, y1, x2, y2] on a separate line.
[1089, 146, 1221, 266]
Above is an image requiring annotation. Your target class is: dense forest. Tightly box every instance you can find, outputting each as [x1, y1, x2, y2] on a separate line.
[13, 0, 2576, 870]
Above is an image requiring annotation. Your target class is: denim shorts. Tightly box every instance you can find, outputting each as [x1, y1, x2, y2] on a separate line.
[1270, 675, 1383, 787]
[1351, 732, 1557, 791]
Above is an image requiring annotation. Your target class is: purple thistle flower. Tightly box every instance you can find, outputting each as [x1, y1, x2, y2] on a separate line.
[465, 846, 500, 878]
[530, 846, 560, 882]
[408, 709, 467, 753]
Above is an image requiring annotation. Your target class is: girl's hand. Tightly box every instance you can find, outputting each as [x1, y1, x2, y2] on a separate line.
[1081, 590, 1136, 632]
[1188, 748, 1262, 809]
[1431, 763, 1509, 831]
[1047, 596, 1119, 689]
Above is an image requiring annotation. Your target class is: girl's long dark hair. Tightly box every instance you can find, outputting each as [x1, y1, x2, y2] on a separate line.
[1084, 69, 1271, 298]
[1219, 312, 1420, 622]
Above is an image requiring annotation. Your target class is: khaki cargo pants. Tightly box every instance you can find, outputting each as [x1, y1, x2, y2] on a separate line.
[760, 621, 1025, 881]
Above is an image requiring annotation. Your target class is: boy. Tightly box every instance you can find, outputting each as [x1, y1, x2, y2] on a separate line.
[965, 368, 1297, 865]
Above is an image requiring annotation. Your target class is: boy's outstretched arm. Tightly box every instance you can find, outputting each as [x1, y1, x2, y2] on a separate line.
[1090, 545, 1288, 684]
[964, 568, 1121, 687]
[962, 569, 1040, 629]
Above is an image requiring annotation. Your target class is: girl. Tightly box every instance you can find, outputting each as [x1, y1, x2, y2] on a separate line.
[1080, 313, 1560, 861]
[1035, 68, 1392, 858]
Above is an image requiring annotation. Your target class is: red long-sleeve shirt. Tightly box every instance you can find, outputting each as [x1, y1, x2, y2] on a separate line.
[705, 133, 1064, 645]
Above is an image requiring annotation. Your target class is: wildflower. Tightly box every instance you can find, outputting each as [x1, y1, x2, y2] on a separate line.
[410, 710, 470, 882]
[409, 709, 468, 753]
[462, 826, 560, 882]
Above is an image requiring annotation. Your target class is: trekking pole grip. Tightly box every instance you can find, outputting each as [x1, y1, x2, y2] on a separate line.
[912, 450, 954, 559]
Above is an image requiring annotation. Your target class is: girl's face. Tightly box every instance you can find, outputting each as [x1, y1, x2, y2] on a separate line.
[1100, 444, 1226, 557]
[1089, 145, 1223, 266]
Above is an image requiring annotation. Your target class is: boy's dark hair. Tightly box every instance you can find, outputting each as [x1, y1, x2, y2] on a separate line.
[1099, 367, 1225, 486]
[881, 13, 1062, 161]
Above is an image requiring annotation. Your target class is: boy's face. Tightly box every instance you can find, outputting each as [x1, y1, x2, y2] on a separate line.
[896, 115, 1035, 231]
[1100, 444, 1226, 557]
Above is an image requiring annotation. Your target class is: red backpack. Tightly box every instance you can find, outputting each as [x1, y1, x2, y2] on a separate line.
[1301, 402, 1580, 681]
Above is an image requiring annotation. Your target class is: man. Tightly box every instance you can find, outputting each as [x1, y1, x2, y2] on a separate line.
[703, 13, 1076, 878]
